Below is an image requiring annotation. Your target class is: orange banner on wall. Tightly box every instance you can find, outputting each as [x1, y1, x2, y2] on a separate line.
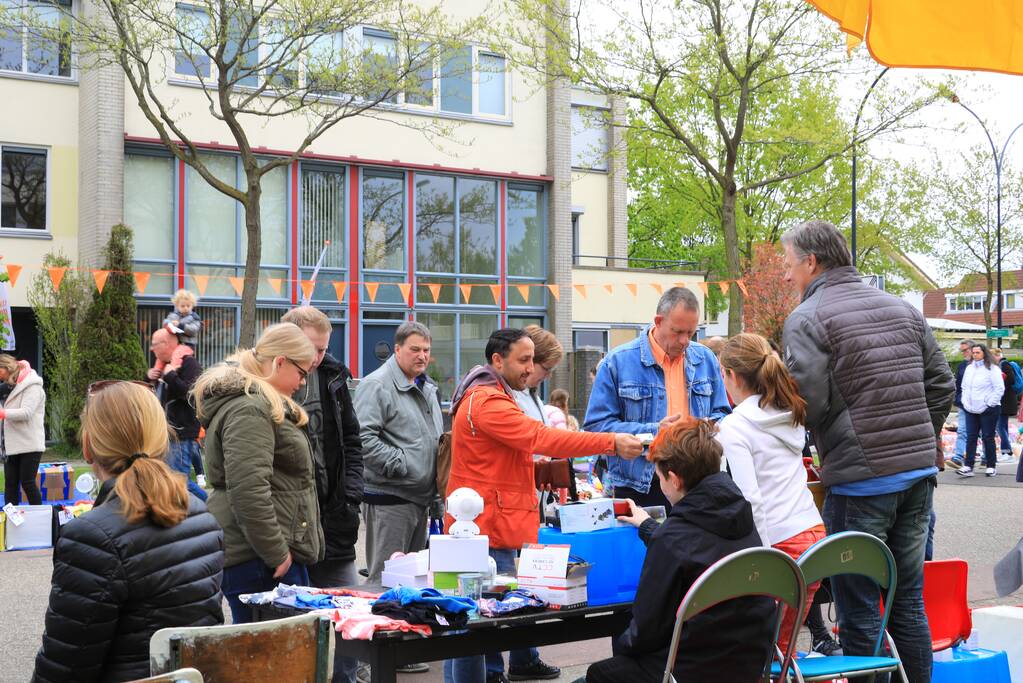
[92, 270, 110, 294]
[228, 277, 244, 296]
[134, 271, 151, 294]
[332, 282, 348, 303]
[546, 284, 560, 301]
[47, 267, 66, 292]
[5, 264, 22, 288]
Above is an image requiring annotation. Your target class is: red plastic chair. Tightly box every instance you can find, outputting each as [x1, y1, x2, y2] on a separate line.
[923, 559, 972, 651]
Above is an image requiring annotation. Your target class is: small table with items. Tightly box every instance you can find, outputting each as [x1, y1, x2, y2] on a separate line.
[252, 596, 632, 683]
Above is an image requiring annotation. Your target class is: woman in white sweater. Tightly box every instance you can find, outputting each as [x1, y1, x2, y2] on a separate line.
[0, 354, 46, 505]
[958, 343, 1005, 478]
[715, 333, 824, 653]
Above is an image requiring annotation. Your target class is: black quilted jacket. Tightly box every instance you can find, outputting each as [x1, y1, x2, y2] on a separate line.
[32, 478, 225, 683]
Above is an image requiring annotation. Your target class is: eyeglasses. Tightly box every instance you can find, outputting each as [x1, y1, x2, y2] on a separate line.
[285, 357, 310, 380]
[87, 380, 154, 399]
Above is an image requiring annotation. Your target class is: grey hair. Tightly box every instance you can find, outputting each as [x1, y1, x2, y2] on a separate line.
[780, 220, 852, 271]
[959, 338, 975, 348]
[395, 321, 432, 346]
[656, 286, 700, 316]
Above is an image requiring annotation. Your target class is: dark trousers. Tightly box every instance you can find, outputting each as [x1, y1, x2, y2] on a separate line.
[584, 654, 664, 683]
[3, 451, 42, 505]
[965, 406, 999, 469]
[222, 557, 310, 624]
[613, 484, 671, 511]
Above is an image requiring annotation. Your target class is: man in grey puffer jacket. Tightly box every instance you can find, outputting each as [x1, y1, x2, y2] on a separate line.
[781, 220, 954, 683]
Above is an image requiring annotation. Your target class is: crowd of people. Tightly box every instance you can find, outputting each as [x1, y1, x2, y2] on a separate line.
[1, 218, 962, 683]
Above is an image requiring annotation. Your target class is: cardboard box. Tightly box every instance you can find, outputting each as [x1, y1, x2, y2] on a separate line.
[381, 550, 430, 588]
[428, 534, 490, 573]
[516, 544, 592, 609]
[0, 512, 5, 552]
[36, 463, 72, 503]
[555, 499, 615, 533]
[5, 505, 54, 550]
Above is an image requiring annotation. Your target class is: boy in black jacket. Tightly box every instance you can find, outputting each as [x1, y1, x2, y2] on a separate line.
[582, 417, 776, 683]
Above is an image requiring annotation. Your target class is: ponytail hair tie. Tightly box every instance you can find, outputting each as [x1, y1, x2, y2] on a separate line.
[128, 452, 146, 466]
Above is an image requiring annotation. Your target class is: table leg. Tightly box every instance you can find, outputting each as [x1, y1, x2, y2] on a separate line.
[370, 643, 398, 683]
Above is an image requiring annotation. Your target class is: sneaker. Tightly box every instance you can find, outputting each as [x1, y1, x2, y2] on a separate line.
[811, 635, 843, 657]
[196, 474, 207, 488]
[486, 674, 511, 683]
[356, 664, 372, 683]
[986, 467, 997, 477]
[396, 663, 430, 673]
[956, 466, 975, 477]
[508, 659, 561, 681]
[998, 452, 1016, 464]
[951, 455, 964, 467]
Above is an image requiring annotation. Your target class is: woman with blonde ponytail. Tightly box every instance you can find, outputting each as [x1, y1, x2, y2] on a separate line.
[33, 381, 224, 683]
[716, 333, 825, 654]
[192, 322, 322, 624]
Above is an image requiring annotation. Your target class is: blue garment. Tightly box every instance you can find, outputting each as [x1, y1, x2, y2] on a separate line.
[296, 593, 337, 609]
[584, 328, 730, 494]
[222, 558, 310, 624]
[167, 439, 207, 502]
[830, 466, 937, 496]
[375, 587, 476, 614]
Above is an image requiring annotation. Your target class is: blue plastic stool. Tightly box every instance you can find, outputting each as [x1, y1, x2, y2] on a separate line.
[537, 525, 647, 605]
[932, 647, 1011, 683]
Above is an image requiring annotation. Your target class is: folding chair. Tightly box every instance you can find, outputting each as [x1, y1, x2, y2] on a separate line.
[774, 531, 907, 682]
[150, 614, 332, 683]
[662, 546, 807, 683]
[128, 668, 204, 683]
[923, 559, 972, 651]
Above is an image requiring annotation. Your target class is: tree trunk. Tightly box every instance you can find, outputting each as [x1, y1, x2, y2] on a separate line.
[239, 185, 263, 348]
[721, 184, 743, 336]
[984, 277, 994, 332]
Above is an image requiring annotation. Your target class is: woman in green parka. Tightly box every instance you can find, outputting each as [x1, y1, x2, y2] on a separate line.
[192, 322, 322, 623]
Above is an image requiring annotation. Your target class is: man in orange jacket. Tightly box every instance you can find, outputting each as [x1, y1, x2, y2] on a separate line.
[445, 327, 643, 683]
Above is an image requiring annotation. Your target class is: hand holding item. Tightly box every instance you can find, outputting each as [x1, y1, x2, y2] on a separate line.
[615, 498, 650, 527]
[146, 368, 162, 381]
[614, 433, 644, 459]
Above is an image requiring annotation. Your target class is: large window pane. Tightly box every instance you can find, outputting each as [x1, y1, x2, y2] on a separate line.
[189, 265, 236, 298]
[415, 174, 454, 273]
[194, 306, 236, 366]
[363, 29, 397, 103]
[175, 5, 211, 77]
[187, 154, 237, 262]
[125, 155, 174, 259]
[249, 163, 287, 265]
[301, 167, 344, 268]
[362, 172, 404, 271]
[440, 47, 471, 114]
[460, 314, 499, 373]
[26, 0, 71, 77]
[507, 187, 544, 278]
[0, 0, 22, 72]
[571, 105, 610, 171]
[135, 262, 175, 297]
[1, 148, 46, 230]
[478, 53, 506, 115]
[459, 178, 496, 274]
[419, 312, 455, 399]
[224, 11, 258, 87]
[406, 45, 434, 106]
[307, 31, 343, 94]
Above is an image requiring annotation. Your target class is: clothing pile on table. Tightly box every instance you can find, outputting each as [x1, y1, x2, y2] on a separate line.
[371, 586, 477, 630]
[478, 589, 547, 618]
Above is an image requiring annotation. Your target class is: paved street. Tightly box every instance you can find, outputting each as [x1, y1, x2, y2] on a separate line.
[2, 465, 1021, 682]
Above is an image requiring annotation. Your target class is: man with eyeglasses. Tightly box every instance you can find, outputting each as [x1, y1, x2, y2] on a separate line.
[147, 328, 207, 501]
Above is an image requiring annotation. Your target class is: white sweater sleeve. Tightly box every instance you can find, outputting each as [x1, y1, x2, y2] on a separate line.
[987, 365, 1006, 407]
[717, 421, 769, 546]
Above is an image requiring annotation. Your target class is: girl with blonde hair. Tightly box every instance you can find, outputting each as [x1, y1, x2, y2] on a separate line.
[192, 322, 322, 623]
[716, 332, 825, 654]
[33, 381, 223, 682]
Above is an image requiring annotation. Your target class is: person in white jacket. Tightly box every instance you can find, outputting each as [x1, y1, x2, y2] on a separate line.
[958, 343, 1005, 478]
[715, 333, 825, 655]
[0, 355, 46, 505]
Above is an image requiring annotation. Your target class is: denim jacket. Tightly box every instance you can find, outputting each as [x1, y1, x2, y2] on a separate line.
[583, 328, 730, 493]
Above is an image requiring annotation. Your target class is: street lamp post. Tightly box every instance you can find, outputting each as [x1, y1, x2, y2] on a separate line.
[951, 95, 1023, 339]
[851, 67, 889, 268]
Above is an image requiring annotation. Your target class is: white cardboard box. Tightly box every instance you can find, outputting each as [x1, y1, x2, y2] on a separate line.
[972, 606, 1023, 681]
[4, 505, 53, 550]
[381, 550, 430, 588]
[516, 543, 592, 609]
[556, 499, 615, 533]
[428, 534, 490, 573]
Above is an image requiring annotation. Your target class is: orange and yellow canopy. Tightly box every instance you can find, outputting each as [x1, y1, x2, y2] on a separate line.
[807, 0, 1023, 76]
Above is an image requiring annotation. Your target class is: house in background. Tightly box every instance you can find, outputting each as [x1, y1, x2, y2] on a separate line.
[922, 270, 1023, 330]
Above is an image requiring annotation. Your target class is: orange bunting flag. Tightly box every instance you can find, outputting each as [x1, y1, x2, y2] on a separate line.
[736, 279, 749, 297]
[267, 278, 283, 296]
[490, 284, 504, 305]
[228, 277, 244, 296]
[192, 274, 210, 296]
[5, 264, 22, 287]
[365, 282, 380, 303]
[397, 283, 412, 305]
[574, 284, 588, 299]
[696, 282, 709, 295]
[458, 284, 473, 303]
[718, 281, 730, 296]
[546, 284, 560, 301]
[134, 271, 151, 294]
[649, 283, 663, 296]
[426, 283, 442, 303]
[332, 281, 348, 303]
[92, 270, 110, 294]
[300, 280, 315, 301]
[514, 284, 530, 303]
[602, 283, 614, 295]
[626, 283, 638, 297]
[47, 267, 67, 292]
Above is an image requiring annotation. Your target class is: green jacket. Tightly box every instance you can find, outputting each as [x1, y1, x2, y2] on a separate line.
[196, 365, 323, 569]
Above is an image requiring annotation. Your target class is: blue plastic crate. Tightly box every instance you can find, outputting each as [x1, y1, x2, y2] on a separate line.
[538, 524, 647, 605]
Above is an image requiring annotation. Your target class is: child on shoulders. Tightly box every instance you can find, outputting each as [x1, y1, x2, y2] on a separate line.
[152, 289, 201, 375]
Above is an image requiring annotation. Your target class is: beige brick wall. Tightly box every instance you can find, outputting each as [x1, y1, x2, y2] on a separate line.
[607, 97, 628, 262]
[547, 72, 572, 391]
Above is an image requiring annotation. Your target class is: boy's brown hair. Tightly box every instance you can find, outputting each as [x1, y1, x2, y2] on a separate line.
[647, 416, 722, 491]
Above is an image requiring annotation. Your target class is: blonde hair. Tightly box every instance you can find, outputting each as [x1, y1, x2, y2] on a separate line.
[192, 323, 314, 426]
[0, 354, 18, 385]
[282, 306, 332, 335]
[524, 325, 563, 367]
[172, 289, 198, 307]
[720, 333, 807, 425]
[81, 382, 189, 527]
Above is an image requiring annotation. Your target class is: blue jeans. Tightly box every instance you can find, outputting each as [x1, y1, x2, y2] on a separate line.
[444, 549, 540, 682]
[954, 409, 967, 457]
[965, 406, 999, 469]
[823, 477, 935, 683]
[222, 557, 310, 624]
[167, 439, 208, 501]
[997, 414, 1012, 453]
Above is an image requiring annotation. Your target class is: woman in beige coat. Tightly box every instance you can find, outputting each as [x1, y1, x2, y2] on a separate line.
[0, 354, 46, 505]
